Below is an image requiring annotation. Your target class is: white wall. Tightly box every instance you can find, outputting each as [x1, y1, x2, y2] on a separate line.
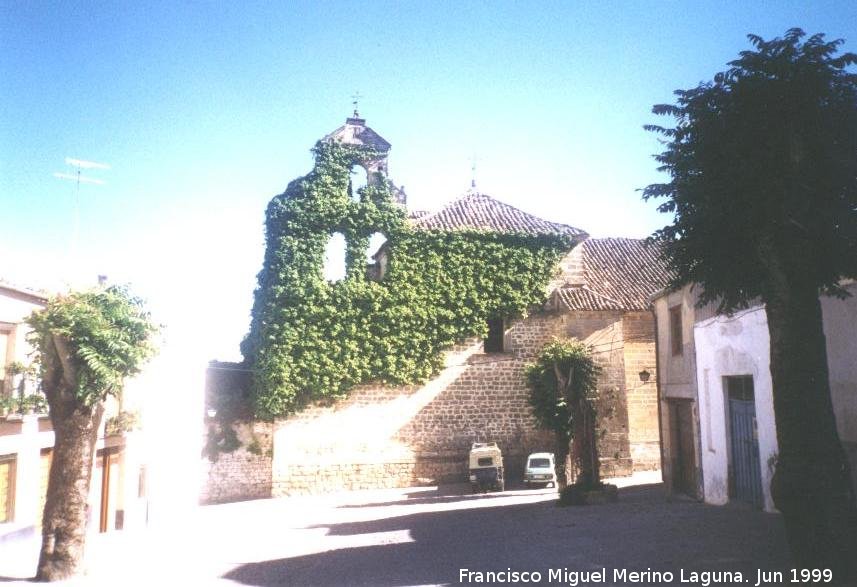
[821, 281, 857, 445]
[693, 306, 779, 512]
[0, 288, 45, 387]
[693, 290, 857, 513]
[0, 290, 43, 324]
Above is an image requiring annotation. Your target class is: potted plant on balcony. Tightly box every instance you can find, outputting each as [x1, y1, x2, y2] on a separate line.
[26, 394, 48, 416]
[7, 361, 39, 403]
[16, 393, 47, 416]
[0, 394, 15, 419]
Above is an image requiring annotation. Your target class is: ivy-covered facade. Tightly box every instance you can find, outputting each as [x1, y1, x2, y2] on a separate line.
[241, 117, 581, 418]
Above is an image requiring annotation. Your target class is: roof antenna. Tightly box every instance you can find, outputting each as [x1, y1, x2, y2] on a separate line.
[53, 157, 110, 279]
[470, 154, 477, 191]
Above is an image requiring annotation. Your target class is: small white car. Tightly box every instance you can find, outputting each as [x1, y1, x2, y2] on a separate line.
[523, 452, 557, 488]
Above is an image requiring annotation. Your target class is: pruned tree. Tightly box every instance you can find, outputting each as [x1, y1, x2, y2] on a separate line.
[526, 338, 601, 490]
[644, 29, 857, 578]
[27, 286, 157, 581]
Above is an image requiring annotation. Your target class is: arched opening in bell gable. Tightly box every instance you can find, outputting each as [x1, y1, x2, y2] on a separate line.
[349, 165, 369, 201]
[365, 232, 389, 280]
[323, 232, 347, 282]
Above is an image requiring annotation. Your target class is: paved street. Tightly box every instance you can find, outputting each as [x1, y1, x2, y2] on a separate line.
[0, 473, 794, 586]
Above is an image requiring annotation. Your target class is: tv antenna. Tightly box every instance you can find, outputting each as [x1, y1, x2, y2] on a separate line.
[53, 157, 110, 275]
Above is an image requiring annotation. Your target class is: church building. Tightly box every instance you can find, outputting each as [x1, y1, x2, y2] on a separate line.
[201, 115, 670, 502]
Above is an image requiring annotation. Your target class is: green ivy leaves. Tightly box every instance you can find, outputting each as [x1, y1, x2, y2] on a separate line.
[244, 141, 570, 418]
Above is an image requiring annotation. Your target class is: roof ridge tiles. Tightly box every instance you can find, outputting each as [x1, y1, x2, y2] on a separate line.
[410, 191, 587, 238]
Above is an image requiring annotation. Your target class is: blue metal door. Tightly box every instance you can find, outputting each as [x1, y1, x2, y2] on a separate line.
[729, 395, 763, 507]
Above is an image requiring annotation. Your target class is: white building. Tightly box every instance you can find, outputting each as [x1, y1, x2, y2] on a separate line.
[654, 280, 857, 512]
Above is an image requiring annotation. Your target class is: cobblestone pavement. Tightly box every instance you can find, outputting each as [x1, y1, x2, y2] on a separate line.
[0, 473, 795, 586]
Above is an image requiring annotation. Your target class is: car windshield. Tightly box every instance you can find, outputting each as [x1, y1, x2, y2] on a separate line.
[528, 458, 551, 468]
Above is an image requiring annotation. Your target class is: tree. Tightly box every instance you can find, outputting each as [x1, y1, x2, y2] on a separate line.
[27, 286, 157, 581]
[644, 29, 857, 578]
[526, 339, 601, 491]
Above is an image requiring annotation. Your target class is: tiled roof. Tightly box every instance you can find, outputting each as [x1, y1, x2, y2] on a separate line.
[554, 286, 625, 311]
[410, 192, 587, 238]
[555, 238, 673, 312]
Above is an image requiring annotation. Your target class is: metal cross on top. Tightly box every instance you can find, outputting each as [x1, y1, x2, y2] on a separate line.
[351, 91, 362, 118]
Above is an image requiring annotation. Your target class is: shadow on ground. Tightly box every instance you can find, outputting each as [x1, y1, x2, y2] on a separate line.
[335, 482, 537, 509]
[224, 484, 791, 587]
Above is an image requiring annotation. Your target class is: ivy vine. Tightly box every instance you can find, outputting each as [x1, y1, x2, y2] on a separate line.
[240, 140, 573, 418]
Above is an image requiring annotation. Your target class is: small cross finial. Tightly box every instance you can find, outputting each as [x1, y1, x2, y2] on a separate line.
[351, 91, 362, 118]
[470, 155, 477, 190]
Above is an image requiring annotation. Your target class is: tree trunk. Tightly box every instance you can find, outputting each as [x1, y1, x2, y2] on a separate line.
[580, 400, 601, 488]
[571, 397, 601, 489]
[35, 334, 107, 582]
[555, 433, 570, 490]
[553, 362, 573, 490]
[765, 277, 857, 581]
[36, 396, 105, 581]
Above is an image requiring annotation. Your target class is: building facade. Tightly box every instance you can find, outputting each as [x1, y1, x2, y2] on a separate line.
[654, 280, 857, 512]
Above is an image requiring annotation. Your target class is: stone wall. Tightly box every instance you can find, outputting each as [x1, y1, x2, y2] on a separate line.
[270, 333, 556, 496]
[622, 312, 661, 471]
[559, 310, 633, 478]
[202, 307, 662, 500]
[200, 421, 273, 504]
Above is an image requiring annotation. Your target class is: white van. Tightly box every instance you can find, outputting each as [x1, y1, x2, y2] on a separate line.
[523, 452, 557, 488]
[468, 442, 504, 492]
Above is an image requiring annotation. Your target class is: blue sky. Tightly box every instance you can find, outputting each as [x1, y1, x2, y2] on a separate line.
[3, 1, 857, 362]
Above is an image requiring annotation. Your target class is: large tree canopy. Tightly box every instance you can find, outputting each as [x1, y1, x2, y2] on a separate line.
[644, 29, 857, 578]
[644, 28, 857, 312]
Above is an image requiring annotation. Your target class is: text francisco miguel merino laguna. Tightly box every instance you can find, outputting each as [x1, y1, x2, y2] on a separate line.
[459, 567, 794, 586]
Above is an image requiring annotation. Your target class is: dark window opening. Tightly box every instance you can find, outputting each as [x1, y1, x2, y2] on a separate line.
[477, 457, 494, 467]
[669, 305, 683, 356]
[725, 375, 754, 401]
[484, 317, 504, 353]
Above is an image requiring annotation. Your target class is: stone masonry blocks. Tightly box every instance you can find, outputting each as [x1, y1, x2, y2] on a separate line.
[201, 308, 661, 501]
